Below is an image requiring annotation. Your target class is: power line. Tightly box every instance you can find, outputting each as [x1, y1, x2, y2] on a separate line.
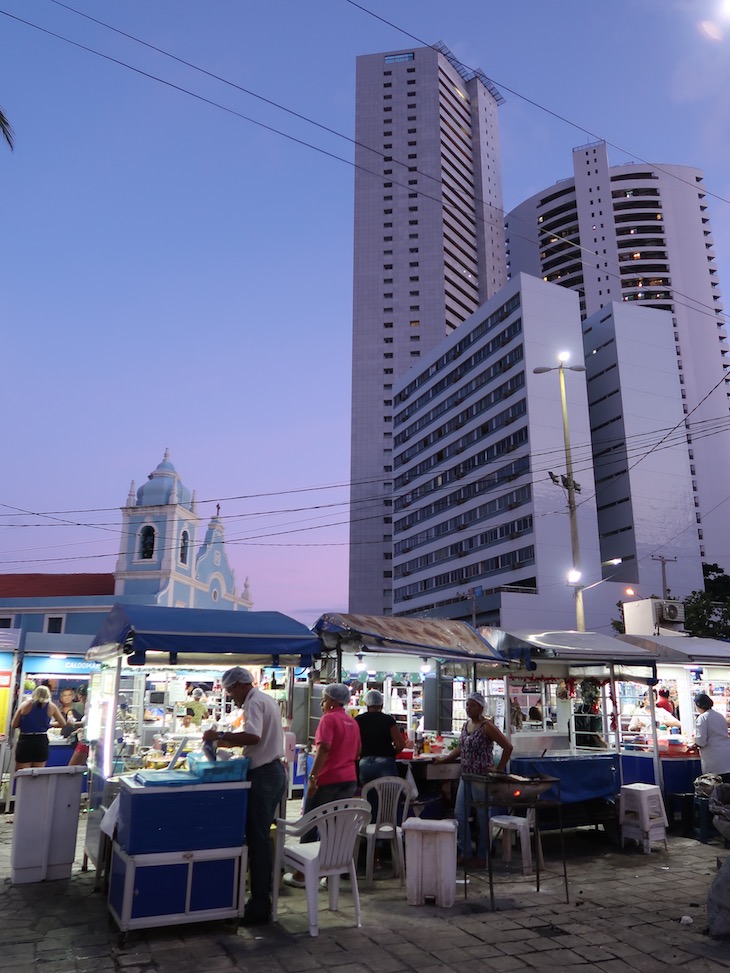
[4, 3, 728, 335]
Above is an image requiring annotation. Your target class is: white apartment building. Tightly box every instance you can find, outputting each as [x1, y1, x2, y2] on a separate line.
[391, 273, 625, 633]
[583, 301, 704, 597]
[349, 44, 508, 615]
[506, 141, 730, 574]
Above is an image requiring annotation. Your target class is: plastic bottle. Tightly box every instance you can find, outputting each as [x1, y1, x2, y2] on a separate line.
[202, 722, 218, 762]
[423, 736, 431, 754]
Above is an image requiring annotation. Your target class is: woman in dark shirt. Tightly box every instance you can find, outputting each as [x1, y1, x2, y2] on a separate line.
[355, 689, 405, 787]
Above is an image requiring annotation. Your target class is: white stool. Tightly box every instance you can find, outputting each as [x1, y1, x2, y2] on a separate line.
[620, 783, 668, 853]
[489, 808, 543, 875]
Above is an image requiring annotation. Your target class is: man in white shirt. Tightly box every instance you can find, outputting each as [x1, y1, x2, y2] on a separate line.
[203, 666, 286, 926]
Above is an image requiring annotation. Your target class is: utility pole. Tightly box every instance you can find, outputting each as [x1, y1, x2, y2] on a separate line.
[534, 355, 586, 631]
[652, 555, 677, 599]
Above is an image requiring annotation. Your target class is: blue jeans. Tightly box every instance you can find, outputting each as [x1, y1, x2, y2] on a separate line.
[246, 759, 287, 917]
[359, 755, 398, 786]
[455, 778, 489, 859]
[302, 780, 357, 843]
[359, 756, 398, 822]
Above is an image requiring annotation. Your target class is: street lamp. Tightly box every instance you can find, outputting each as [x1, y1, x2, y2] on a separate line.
[534, 352, 587, 631]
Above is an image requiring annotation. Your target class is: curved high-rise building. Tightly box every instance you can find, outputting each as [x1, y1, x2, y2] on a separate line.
[349, 43, 507, 614]
[506, 141, 730, 574]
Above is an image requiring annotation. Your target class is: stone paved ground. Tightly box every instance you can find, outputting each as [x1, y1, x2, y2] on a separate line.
[2, 811, 730, 973]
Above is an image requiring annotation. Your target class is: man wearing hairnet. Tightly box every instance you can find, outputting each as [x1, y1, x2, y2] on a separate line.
[203, 666, 286, 925]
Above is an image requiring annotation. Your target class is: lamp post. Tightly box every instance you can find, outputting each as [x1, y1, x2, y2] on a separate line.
[534, 353, 586, 631]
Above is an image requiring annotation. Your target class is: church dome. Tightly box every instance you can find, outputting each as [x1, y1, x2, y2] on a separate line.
[136, 450, 193, 509]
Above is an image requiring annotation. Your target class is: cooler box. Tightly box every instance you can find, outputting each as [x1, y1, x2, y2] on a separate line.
[11, 765, 86, 883]
[116, 776, 249, 854]
[403, 817, 457, 907]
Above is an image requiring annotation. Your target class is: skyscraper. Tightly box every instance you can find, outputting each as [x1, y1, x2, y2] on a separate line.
[506, 141, 730, 577]
[349, 44, 508, 614]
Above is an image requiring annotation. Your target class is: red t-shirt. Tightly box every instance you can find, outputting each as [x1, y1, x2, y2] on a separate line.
[315, 707, 360, 786]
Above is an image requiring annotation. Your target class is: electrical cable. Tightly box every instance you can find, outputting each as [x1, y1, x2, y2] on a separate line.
[2, 4, 728, 332]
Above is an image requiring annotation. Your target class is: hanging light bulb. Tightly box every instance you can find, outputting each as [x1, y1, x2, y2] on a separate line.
[356, 654, 367, 673]
[420, 658, 432, 674]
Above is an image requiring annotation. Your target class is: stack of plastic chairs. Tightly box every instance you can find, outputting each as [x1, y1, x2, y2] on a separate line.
[620, 783, 668, 853]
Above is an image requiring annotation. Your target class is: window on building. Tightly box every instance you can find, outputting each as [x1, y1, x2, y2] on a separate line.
[46, 616, 64, 635]
[140, 525, 155, 559]
[180, 530, 189, 564]
[0, 617, 12, 628]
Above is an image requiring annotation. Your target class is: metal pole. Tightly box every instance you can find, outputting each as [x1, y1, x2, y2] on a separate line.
[558, 363, 585, 632]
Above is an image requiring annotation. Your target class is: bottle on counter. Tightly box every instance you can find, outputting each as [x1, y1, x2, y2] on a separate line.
[423, 736, 431, 754]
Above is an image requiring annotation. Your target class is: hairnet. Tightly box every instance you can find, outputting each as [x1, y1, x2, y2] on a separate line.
[192, 688, 204, 699]
[323, 683, 351, 705]
[364, 689, 384, 706]
[695, 693, 713, 711]
[221, 667, 255, 689]
[467, 691, 486, 710]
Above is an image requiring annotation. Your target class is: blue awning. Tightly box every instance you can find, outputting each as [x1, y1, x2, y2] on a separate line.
[87, 603, 320, 667]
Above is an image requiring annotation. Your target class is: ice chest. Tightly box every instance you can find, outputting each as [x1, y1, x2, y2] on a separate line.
[117, 776, 249, 854]
[403, 817, 457, 907]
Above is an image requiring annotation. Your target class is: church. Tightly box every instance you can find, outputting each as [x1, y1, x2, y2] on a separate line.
[0, 451, 252, 658]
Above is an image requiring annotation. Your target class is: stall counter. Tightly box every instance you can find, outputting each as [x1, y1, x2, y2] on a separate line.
[620, 750, 702, 795]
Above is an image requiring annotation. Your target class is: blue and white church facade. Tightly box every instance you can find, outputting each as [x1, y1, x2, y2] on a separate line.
[115, 450, 251, 611]
[0, 451, 253, 658]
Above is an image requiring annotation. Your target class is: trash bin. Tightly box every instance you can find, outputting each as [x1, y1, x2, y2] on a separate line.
[403, 817, 457, 907]
[11, 765, 86, 883]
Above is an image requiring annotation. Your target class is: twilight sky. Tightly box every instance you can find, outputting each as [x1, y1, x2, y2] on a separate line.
[2, 0, 730, 625]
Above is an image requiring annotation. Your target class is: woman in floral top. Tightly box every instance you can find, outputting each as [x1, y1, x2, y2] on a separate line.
[438, 691, 513, 865]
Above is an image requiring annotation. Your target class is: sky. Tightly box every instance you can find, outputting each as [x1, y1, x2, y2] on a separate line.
[2, 0, 730, 626]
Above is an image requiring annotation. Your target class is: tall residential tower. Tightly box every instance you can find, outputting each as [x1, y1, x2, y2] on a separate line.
[506, 141, 730, 580]
[349, 44, 508, 614]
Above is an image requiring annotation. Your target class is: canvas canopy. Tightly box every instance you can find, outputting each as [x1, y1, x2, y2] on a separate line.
[87, 603, 320, 667]
[312, 612, 524, 667]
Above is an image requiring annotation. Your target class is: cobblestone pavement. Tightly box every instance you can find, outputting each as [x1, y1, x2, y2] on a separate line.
[2, 810, 730, 973]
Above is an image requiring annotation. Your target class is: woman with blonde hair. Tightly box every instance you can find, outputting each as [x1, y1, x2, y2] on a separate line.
[11, 686, 66, 769]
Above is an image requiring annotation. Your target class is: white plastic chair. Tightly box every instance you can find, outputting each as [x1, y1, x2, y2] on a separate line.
[489, 807, 543, 875]
[272, 798, 371, 937]
[358, 776, 412, 886]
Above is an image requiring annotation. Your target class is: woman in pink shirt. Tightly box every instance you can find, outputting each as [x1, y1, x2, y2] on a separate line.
[284, 683, 361, 887]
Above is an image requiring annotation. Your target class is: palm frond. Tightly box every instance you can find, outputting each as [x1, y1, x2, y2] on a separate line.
[0, 107, 15, 151]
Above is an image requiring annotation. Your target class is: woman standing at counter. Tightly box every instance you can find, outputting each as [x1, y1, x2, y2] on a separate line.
[11, 686, 67, 769]
[356, 689, 404, 786]
[437, 691, 513, 866]
[693, 693, 730, 781]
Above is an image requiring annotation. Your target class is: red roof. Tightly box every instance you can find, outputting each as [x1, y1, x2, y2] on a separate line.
[0, 574, 116, 598]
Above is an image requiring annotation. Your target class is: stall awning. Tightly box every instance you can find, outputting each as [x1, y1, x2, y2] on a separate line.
[484, 627, 660, 667]
[618, 633, 730, 664]
[87, 604, 320, 667]
[313, 613, 519, 667]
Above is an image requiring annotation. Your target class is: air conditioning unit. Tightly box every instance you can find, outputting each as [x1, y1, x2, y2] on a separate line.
[657, 600, 685, 623]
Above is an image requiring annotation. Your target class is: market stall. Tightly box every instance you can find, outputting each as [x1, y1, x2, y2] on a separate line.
[478, 627, 666, 832]
[616, 633, 730, 794]
[311, 613, 524, 809]
[83, 603, 320, 930]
